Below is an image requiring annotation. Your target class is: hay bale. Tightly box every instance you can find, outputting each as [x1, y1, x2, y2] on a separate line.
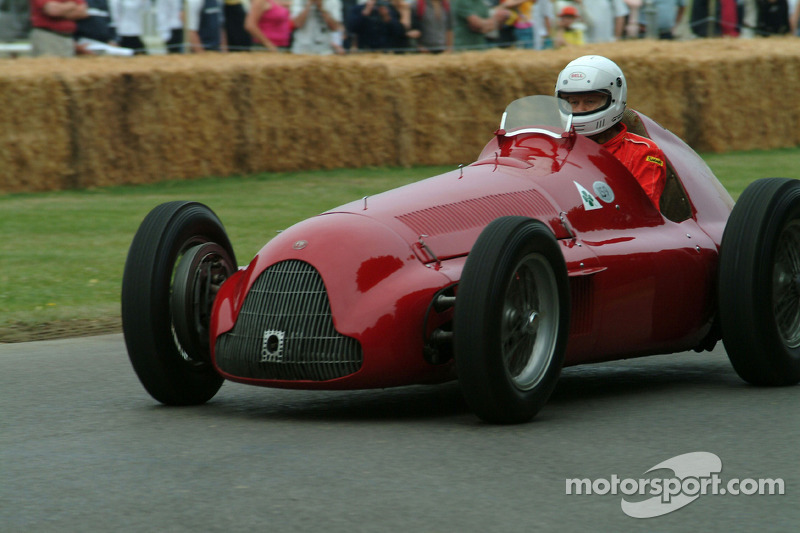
[2, 38, 800, 193]
[0, 64, 72, 191]
[242, 54, 402, 172]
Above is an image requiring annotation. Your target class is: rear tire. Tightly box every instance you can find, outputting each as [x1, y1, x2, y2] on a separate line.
[455, 217, 570, 424]
[121, 202, 236, 405]
[718, 178, 800, 386]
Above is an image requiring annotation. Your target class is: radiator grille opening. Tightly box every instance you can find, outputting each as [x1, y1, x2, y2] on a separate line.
[215, 260, 363, 381]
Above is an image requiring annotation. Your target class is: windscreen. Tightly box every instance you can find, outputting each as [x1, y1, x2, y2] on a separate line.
[499, 95, 573, 136]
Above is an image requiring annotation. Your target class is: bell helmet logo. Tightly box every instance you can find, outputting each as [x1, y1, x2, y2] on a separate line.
[570, 72, 586, 80]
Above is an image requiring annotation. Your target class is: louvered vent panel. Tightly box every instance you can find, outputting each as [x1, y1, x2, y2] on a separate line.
[396, 190, 552, 236]
[569, 275, 594, 337]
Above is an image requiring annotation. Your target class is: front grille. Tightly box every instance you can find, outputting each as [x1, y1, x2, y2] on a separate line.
[215, 260, 363, 381]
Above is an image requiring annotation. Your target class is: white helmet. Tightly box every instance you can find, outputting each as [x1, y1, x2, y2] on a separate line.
[555, 56, 627, 136]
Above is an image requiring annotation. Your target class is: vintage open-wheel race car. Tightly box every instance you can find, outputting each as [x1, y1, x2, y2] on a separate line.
[121, 95, 800, 423]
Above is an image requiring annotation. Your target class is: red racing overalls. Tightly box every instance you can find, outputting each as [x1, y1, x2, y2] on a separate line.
[601, 123, 667, 207]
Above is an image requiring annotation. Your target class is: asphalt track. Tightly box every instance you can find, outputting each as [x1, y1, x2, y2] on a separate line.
[1, 334, 798, 532]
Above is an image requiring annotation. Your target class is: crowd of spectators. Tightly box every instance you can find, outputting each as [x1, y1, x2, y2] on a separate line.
[2, 0, 800, 57]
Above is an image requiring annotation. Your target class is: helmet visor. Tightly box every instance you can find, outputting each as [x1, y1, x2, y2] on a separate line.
[558, 91, 611, 116]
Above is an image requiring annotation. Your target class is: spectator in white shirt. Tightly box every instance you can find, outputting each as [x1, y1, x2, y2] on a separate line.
[110, 0, 148, 53]
[156, 0, 184, 53]
[574, 0, 629, 42]
[290, 0, 343, 55]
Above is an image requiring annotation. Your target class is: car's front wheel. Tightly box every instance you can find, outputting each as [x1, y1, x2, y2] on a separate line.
[718, 178, 800, 386]
[454, 217, 570, 424]
[121, 202, 236, 405]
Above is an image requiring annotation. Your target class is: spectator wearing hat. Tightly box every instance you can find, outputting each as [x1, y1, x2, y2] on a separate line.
[554, 4, 584, 46]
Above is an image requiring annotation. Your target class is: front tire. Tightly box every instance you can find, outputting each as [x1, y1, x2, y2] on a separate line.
[455, 217, 570, 424]
[121, 202, 236, 405]
[718, 178, 800, 386]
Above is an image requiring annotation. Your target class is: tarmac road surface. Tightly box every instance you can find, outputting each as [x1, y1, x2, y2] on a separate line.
[1, 334, 798, 532]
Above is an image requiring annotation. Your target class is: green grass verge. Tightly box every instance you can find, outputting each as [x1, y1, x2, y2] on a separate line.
[1, 147, 798, 342]
[0, 166, 450, 341]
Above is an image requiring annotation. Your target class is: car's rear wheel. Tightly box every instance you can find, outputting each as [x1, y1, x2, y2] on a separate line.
[454, 217, 570, 424]
[718, 178, 800, 386]
[122, 202, 236, 405]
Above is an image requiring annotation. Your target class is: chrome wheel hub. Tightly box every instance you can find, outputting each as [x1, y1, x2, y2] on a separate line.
[524, 311, 540, 335]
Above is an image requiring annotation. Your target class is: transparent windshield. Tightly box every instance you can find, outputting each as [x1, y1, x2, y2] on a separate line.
[499, 95, 573, 137]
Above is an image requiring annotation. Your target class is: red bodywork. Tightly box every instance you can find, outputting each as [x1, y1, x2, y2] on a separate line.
[209, 110, 734, 390]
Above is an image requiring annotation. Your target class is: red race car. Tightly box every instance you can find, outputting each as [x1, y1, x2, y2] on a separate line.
[122, 96, 800, 423]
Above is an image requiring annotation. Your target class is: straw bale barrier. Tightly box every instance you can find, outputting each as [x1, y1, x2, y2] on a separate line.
[2, 38, 800, 193]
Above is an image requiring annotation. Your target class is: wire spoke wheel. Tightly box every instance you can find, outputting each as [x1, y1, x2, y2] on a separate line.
[501, 253, 559, 391]
[773, 220, 800, 348]
[719, 178, 800, 386]
[455, 217, 570, 424]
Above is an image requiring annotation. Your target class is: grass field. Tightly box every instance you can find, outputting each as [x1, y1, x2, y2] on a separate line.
[2, 147, 798, 342]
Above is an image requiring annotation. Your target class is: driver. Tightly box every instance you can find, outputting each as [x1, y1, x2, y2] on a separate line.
[555, 55, 666, 207]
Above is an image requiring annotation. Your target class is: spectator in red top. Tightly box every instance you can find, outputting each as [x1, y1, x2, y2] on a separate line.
[555, 55, 666, 207]
[29, 0, 89, 57]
